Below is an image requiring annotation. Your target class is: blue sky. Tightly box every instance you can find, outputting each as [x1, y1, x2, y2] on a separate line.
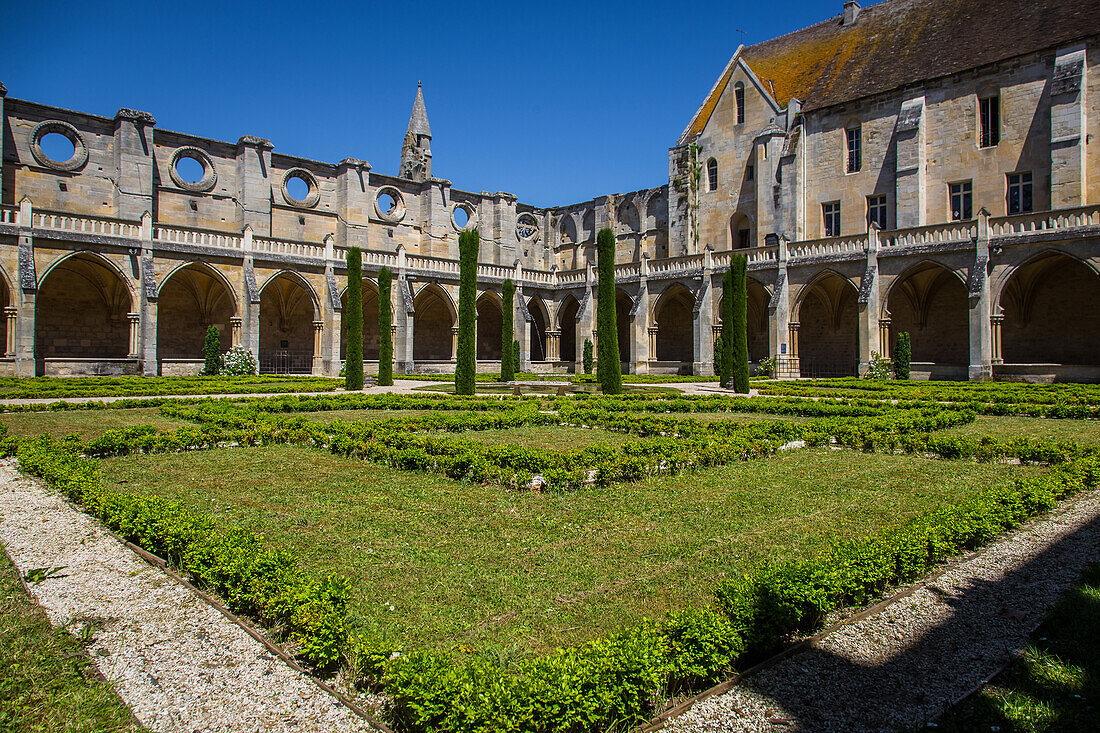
[1, 1, 842, 208]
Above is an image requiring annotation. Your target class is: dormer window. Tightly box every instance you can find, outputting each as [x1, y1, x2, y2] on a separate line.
[706, 158, 718, 191]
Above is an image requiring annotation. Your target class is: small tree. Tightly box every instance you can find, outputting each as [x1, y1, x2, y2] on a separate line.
[345, 247, 364, 390]
[582, 338, 594, 375]
[203, 325, 221, 375]
[731, 254, 750, 393]
[720, 268, 734, 388]
[595, 228, 622, 394]
[501, 279, 515, 381]
[894, 331, 912, 380]
[377, 267, 393, 386]
[455, 230, 479, 395]
[713, 337, 724, 379]
[512, 339, 520, 375]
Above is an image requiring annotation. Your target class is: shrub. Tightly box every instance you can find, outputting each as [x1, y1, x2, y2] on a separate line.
[202, 325, 221, 376]
[582, 338, 594, 375]
[501, 279, 515, 382]
[345, 247, 364, 391]
[378, 267, 394, 386]
[220, 346, 257, 376]
[757, 356, 777, 378]
[864, 351, 893, 380]
[730, 254, 749, 393]
[894, 331, 912, 380]
[596, 227, 622, 395]
[455, 230, 479, 395]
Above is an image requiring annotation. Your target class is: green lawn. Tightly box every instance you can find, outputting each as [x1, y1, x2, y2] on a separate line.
[99, 444, 1036, 656]
[0, 408, 186, 441]
[939, 415, 1100, 445]
[934, 563, 1100, 732]
[0, 548, 145, 732]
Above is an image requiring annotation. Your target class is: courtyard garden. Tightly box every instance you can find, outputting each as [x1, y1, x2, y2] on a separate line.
[2, 377, 1099, 731]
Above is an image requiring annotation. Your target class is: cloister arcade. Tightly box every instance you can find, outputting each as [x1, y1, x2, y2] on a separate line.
[795, 271, 860, 378]
[258, 272, 318, 374]
[157, 263, 235, 365]
[35, 252, 133, 365]
[339, 281, 382, 362]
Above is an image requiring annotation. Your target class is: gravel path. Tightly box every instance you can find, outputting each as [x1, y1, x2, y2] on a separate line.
[0, 459, 382, 733]
[663, 487, 1100, 733]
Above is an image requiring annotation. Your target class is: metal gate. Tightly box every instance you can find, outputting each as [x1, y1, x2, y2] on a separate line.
[258, 350, 313, 374]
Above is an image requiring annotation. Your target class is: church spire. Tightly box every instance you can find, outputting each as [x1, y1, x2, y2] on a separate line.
[400, 81, 432, 181]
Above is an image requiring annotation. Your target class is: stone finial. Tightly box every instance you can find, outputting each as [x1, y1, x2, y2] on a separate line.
[237, 135, 273, 149]
[400, 82, 432, 182]
[115, 108, 157, 125]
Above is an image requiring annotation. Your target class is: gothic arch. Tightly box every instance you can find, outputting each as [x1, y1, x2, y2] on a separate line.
[559, 214, 578, 244]
[38, 250, 136, 305]
[157, 262, 238, 363]
[653, 283, 695, 363]
[35, 251, 134, 363]
[340, 279, 384, 361]
[527, 295, 550, 361]
[885, 261, 968, 366]
[557, 294, 581, 362]
[413, 283, 456, 361]
[615, 288, 632, 364]
[795, 270, 859, 377]
[259, 271, 319, 373]
[617, 199, 640, 233]
[476, 291, 503, 360]
[729, 212, 755, 249]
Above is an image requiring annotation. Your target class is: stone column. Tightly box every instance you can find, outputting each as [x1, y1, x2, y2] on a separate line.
[15, 197, 37, 377]
[394, 272, 414, 374]
[450, 326, 459, 362]
[768, 237, 792, 364]
[692, 247, 716, 376]
[879, 318, 892, 359]
[990, 314, 1004, 366]
[649, 326, 660, 361]
[230, 317, 242, 347]
[139, 212, 158, 376]
[127, 313, 141, 358]
[633, 258, 650, 373]
[968, 209, 993, 381]
[312, 321, 324, 375]
[546, 330, 561, 362]
[788, 321, 800, 377]
[4, 307, 17, 357]
[857, 226, 881, 376]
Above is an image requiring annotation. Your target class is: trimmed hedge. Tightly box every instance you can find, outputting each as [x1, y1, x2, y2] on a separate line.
[345, 247, 364, 391]
[894, 331, 912, 380]
[203, 325, 221, 376]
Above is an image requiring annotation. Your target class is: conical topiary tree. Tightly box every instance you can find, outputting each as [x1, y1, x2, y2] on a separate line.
[345, 247, 364, 390]
[894, 331, 912, 380]
[582, 338, 594, 375]
[595, 228, 622, 394]
[203, 324, 220, 375]
[720, 268, 734, 388]
[512, 339, 520, 376]
[731, 254, 750, 393]
[455, 229, 479, 395]
[377, 267, 393, 386]
[501, 278, 515, 382]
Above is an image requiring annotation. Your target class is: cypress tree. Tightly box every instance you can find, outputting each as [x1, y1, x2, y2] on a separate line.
[720, 268, 734, 388]
[894, 331, 912, 380]
[595, 228, 622, 394]
[344, 247, 364, 390]
[731, 254, 750, 393]
[501, 278, 515, 381]
[512, 339, 520, 375]
[377, 267, 393, 386]
[455, 229, 479, 395]
[582, 339, 594, 375]
[203, 324, 220, 375]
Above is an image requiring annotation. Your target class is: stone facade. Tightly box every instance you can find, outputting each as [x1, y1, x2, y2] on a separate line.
[0, 0, 1098, 380]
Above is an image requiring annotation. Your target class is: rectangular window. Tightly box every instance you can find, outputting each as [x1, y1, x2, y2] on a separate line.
[735, 87, 745, 125]
[738, 228, 750, 249]
[846, 127, 861, 173]
[746, 164, 754, 181]
[949, 181, 973, 221]
[867, 194, 887, 229]
[823, 202, 841, 237]
[1007, 171, 1033, 214]
[979, 94, 1000, 147]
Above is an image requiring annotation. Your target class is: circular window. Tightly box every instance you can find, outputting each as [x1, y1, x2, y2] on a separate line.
[281, 168, 320, 208]
[451, 202, 475, 231]
[516, 212, 540, 241]
[168, 146, 217, 192]
[374, 186, 406, 223]
[29, 120, 88, 171]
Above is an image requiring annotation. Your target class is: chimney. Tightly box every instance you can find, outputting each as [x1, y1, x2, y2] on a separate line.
[842, 0, 861, 25]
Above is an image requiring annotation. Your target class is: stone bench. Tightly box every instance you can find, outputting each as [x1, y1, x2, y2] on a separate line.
[507, 379, 572, 396]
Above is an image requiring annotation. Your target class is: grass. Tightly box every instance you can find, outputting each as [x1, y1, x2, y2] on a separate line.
[0, 547, 146, 732]
[0, 408, 186, 440]
[99, 444, 1036, 656]
[934, 562, 1100, 732]
[939, 415, 1100, 445]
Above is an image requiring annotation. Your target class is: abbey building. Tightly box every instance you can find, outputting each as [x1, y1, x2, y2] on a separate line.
[1, 0, 1098, 380]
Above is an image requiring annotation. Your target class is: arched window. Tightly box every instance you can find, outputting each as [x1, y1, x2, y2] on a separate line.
[706, 158, 718, 191]
[734, 82, 745, 125]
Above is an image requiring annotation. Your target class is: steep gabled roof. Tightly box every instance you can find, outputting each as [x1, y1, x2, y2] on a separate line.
[680, 0, 1100, 142]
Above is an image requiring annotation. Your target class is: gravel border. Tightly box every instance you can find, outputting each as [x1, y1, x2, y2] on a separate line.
[0, 459, 384, 733]
[661, 487, 1100, 733]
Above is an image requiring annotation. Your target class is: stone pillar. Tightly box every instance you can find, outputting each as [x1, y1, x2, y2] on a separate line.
[692, 246, 716, 376]
[235, 136, 274, 236]
[230, 317, 242, 347]
[112, 109, 156, 222]
[1050, 47, 1087, 208]
[895, 97, 926, 229]
[857, 226, 881, 375]
[127, 313, 141, 358]
[395, 273, 415, 374]
[15, 197, 36, 377]
[631, 287, 650, 374]
[968, 209, 993, 381]
[768, 238, 792, 365]
[788, 322, 800, 357]
[323, 235, 341, 377]
[879, 318, 892, 359]
[4, 307, 17, 357]
[990, 314, 1004, 366]
[547, 330, 561, 362]
[450, 326, 459, 362]
[139, 212, 158, 376]
[312, 321, 324, 375]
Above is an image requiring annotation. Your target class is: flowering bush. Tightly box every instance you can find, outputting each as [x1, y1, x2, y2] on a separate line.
[864, 351, 894, 380]
[220, 346, 257, 376]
